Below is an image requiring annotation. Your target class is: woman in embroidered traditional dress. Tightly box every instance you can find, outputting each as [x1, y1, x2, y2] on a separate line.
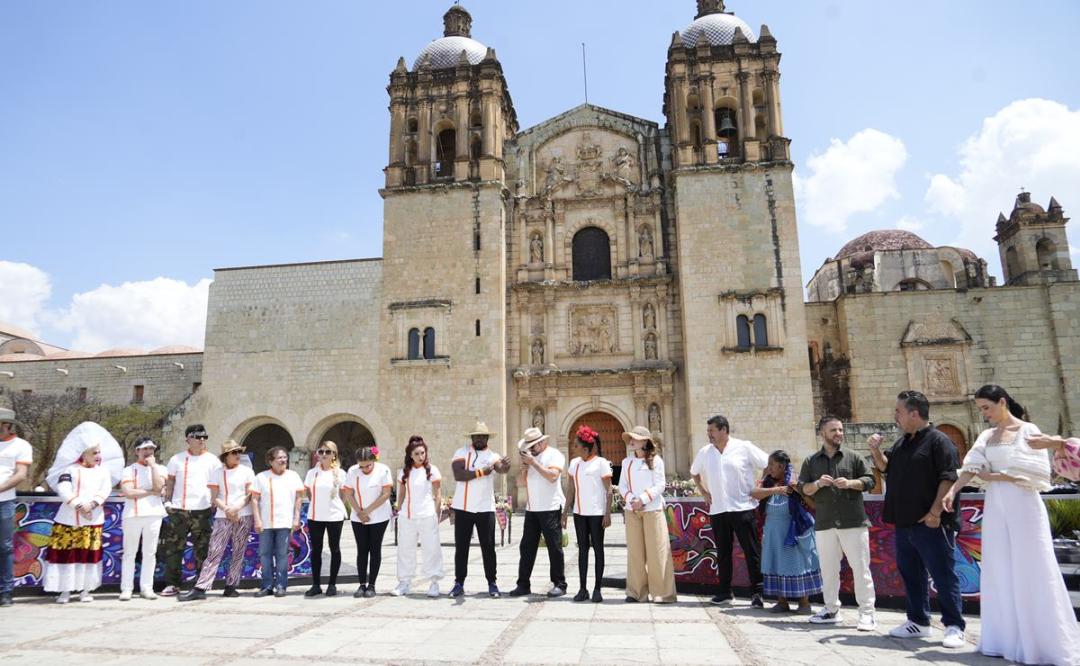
[943, 385, 1080, 666]
[753, 450, 821, 614]
[45, 442, 114, 603]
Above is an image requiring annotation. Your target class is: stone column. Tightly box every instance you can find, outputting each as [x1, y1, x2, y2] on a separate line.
[417, 99, 432, 184]
[672, 77, 689, 145]
[700, 74, 717, 164]
[482, 95, 496, 156]
[736, 71, 751, 145]
[389, 102, 405, 165]
[766, 70, 784, 137]
[455, 95, 470, 181]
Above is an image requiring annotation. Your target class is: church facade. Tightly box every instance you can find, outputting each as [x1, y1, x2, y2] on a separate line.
[2, 1, 1076, 493]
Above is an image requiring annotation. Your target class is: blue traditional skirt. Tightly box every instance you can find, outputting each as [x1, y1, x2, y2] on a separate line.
[761, 495, 823, 598]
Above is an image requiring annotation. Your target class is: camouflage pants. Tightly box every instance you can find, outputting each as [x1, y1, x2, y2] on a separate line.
[158, 508, 213, 587]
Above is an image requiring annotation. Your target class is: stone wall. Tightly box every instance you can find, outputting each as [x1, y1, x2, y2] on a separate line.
[0, 352, 203, 408]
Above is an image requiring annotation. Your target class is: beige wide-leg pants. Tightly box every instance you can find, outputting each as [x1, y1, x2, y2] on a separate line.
[624, 509, 677, 602]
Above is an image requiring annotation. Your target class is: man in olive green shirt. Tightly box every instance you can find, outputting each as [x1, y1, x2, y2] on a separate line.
[799, 416, 877, 630]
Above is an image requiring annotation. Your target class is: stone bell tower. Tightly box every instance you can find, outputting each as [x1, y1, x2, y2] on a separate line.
[664, 0, 815, 453]
[378, 4, 519, 464]
[994, 192, 1077, 286]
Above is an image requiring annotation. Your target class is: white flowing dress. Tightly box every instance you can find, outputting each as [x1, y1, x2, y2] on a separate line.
[963, 425, 1080, 666]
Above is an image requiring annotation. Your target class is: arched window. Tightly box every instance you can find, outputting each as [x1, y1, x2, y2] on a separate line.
[1037, 238, 1059, 270]
[407, 328, 421, 360]
[572, 227, 612, 281]
[1005, 246, 1020, 280]
[470, 135, 482, 161]
[897, 278, 932, 292]
[404, 139, 418, 166]
[736, 315, 751, 348]
[753, 314, 768, 347]
[469, 107, 482, 128]
[434, 128, 456, 178]
[715, 106, 738, 158]
[422, 327, 436, 360]
[407, 117, 418, 133]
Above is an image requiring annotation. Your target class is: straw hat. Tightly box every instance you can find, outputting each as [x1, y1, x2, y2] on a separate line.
[622, 426, 655, 445]
[0, 408, 25, 428]
[220, 439, 246, 456]
[467, 420, 497, 438]
[516, 427, 549, 452]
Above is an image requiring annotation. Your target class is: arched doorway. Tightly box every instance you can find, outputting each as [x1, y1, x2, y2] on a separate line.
[568, 411, 626, 485]
[242, 423, 294, 473]
[316, 420, 375, 470]
[937, 424, 968, 461]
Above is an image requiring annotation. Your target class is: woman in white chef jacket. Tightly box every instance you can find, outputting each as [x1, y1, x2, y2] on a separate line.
[342, 445, 393, 597]
[393, 435, 444, 598]
[303, 440, 346, 597]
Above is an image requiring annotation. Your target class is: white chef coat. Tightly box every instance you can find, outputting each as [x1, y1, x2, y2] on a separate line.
[166, 450, 222, 511]
[0, 435, 32, 502]
[400, 464, 442, 520]
[121, 461, 168, 519]
[208, 464, 255, 519]
[450, 447, 500, 513]
[568, 455, 613, 516]
[523, 446, 566, 512]
[343, 462, 393, 524]
[304, 465, 347, 522]
[251, 469, 305, 529]
[618, 455, 667, 512]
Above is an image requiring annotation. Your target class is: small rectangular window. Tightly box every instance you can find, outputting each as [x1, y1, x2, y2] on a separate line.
[21, 389, 32, 396]
[475, 319, 481, 337]
[475, 276, 481, 294]
[192, 382, 202, 393]
[78, 387, 87, 401]
[132, 385, 144, 404]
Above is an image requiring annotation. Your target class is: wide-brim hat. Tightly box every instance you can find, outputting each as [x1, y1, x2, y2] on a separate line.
[220, 439, 246, 456]
[516, 427, 549, 452]
[622, 426, 655, 445]
[467, 420, 496, 438]
[0, 407, 25, 429]
[134, 439, 158, 450]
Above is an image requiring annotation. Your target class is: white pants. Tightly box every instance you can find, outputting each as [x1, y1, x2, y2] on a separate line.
[817, 526, 875, 614]
[121, 515, 164, 594]
[396, 515, 443, 584]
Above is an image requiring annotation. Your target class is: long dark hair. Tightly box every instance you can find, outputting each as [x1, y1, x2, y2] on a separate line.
[974, 384, 1027, 420]
[761, 450, 792, 487]
[638, 439, 658, 470]
[401, 435, 432, 482]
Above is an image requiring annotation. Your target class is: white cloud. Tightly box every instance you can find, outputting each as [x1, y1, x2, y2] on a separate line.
[0, 261, 52, 337]
[53, 277, 211, 352]
[794, 129, 908, 233]
[897, 215, 924, 232]
[926, 99, 1080, 262]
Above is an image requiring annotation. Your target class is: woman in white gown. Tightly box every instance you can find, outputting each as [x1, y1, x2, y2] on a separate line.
[943, 384, 1080, 666]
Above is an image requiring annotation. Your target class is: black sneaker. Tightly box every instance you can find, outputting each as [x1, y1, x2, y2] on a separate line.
[710, 594, 733, 607]
[750, 594, 765, 609]
[573, 589, 590, 602]
[304, 585, 323, 598]
[363, 587, 377, 598]
[222, 586, 240, 598]
[591, 588, 603, 603]
[449, 582, 465, 598]
[254, 588, 273, 598]
[354, 585, 366, 599]
[508, 586, 531, 597]
[0, 592, 13, 607]
[325, 585, 338, 597]
[488, 583, 502, 598]
[624, 596, 639, 603]
[177, 588, 206, 602]
[274, 587, 287, 598]
[547, 585, 567, 598]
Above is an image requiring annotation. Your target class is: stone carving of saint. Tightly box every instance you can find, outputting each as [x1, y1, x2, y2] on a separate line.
[643, 303, 656, 330]
[644, 333, 658, 360]
[598, 316, 613, 353]
[543, 156, 569, 195]
[532, 407, 545, 431]
[648, 403, 662, 433]
[530, 233, 544, 263]
[531, 338, 544, 365]
[639, 226, 654, 258]
[613, 146, 637, 190]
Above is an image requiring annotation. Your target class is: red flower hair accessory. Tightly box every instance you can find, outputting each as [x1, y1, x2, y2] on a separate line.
[576, 425, 598, 445]
[370, 446, 380, 460]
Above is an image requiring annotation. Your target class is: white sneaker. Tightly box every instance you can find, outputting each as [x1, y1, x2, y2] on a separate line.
[118, 591, 132, 602]
[808, 608, 840, 624]
[391, 582, 409, 597]
[159, 585, 180, 597]
[888, 621, 932, 639]
[426, 581, 440, 598]
[56, 591, 71, 604]
[942, 626, 965, 649]
[856, 612, 877, 632]
[140, 590, 158, 600]
[79, 590, 94, 603]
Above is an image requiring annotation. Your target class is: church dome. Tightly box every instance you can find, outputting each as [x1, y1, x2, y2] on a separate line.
[414, 35, 488, 69]
[413, 4, 488, 70]
[681, 13, 757, 47]
[835, 230, 934, 261]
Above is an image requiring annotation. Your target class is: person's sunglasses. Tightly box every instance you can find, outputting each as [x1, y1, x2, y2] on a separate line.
[317, 449, 332, 455]
[190, 435, 209, 441]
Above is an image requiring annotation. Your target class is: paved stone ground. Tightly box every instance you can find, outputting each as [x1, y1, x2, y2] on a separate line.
[0, 516, 1012, 665]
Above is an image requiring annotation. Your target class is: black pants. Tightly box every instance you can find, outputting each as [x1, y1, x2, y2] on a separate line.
[350, 520, 389, 588]
[516, 510, 566, 589]
[573, 514, 605, 591]
[709, 510, 763, 597]
[453, 509, 497, 584]
[308, 519, 343, 586]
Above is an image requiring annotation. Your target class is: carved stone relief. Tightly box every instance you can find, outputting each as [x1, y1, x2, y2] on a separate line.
[529, 232, 544, 263]
[612, 146, 638, 191]
[569, 306, 618, 356]
[638, 226, 654, 258]
[648, 403, 662, 433]
[531, 337, 545, 365]
[532, 407, 546, 431]
[643, 303, 656, 330]
[924, 357, 958, 397]
[644, 332, 658, 360]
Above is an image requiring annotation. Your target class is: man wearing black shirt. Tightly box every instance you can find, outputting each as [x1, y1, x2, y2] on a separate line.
[869, 391, 965, 649]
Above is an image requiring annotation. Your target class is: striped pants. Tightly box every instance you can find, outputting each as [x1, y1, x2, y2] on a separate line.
[194, 516, 253, 590]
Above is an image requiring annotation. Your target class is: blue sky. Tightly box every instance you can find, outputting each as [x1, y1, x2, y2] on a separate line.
[2, 0, 1079, 351]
